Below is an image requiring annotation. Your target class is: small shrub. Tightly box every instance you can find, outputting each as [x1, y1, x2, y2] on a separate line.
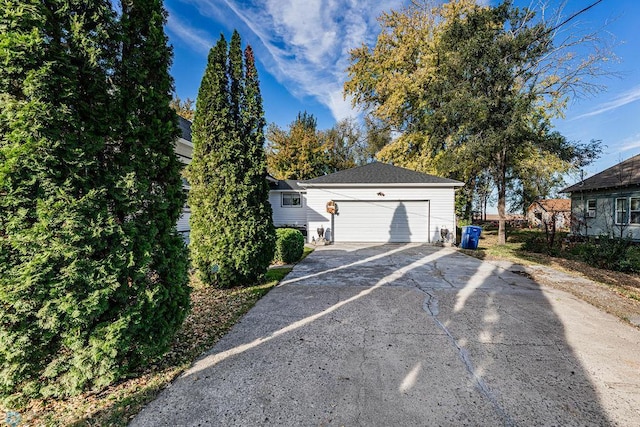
[565, 236, 637, 273]
[570, 236, 629, 270]
[274, 228, 304, 264]
[568, 242, 597, 260]
[522, 234, 563, 256]
[592, 236, 630, 268]
[522, 235, 550, 253]
[619, 246, 640, 273]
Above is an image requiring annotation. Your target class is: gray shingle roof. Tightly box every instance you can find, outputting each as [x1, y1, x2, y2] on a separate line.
[178, 116, 192, 142]
[272, 179, 304, 191]
[561, 154, 640, 193]
[300, 162, 463, 186]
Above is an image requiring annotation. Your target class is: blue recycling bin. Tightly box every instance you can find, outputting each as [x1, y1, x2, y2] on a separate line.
[460, 225, 482, 249]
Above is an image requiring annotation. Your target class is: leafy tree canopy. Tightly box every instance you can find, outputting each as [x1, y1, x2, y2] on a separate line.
[345, 0, 607, 243]
[266, 113, 391, 180]
[170, 95, 195, 121]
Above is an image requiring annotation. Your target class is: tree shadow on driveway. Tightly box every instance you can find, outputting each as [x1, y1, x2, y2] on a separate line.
[131, 244, 640, 426]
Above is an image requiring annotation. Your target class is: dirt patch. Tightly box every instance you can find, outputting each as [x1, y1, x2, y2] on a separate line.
[484, 251, 640, 328]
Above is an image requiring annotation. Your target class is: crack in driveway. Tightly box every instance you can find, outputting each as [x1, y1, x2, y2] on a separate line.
[421, 288, 515, 427]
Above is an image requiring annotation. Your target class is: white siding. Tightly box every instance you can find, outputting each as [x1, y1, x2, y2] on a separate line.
[269, 191, 307, 228]
[175, 137, 192, 164]
[176, 208, 190, 243]
[175, 137, 192, 238]
[571, 192, 640, 241]
[305, 186, 457, 244]
[176, 209, 190, 233]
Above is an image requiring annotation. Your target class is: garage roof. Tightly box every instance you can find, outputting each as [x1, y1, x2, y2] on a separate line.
[300, 162, 464, 187]
[270, 179, 305, 191]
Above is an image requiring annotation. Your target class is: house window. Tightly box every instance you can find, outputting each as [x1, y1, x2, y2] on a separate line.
[631, 197, 640, 224]
[615, 198, 627, 224]
[586, 199, 596, 218]
[282, 192, 301, 207]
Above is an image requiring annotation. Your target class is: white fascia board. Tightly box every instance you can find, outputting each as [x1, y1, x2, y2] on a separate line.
[177, 137, 193, 148]
[299, 182, 464, 188]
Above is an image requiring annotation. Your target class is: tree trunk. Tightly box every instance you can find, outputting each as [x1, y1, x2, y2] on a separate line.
[497, 183, 507, 245]
[483, 195, 488, 222]
[497, 151, 507, 245]
[465, 196, 473, 223]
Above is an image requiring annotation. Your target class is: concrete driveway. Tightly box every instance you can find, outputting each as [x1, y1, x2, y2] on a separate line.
[132, 244, 640, 426]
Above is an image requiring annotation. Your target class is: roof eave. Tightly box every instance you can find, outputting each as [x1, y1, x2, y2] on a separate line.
[562, 183, 640, 194]
[176, 137, 193, 148]
[299, 182, 464, 188]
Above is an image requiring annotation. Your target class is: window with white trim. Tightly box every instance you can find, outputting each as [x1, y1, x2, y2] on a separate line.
[282, 192, 301, 207]
[586, 199, 596, 218]
[615, 198, 627, 224]
[631, 197, 640, 224]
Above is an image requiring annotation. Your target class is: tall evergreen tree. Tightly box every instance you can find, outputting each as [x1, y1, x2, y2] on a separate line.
[187, 31, 274, 287]
[109, 0, 190, 376]
[0, 0, 119, 398]
[0, 0, 189, 399]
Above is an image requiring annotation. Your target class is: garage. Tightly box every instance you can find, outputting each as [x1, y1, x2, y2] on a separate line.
[333, 200, 429, 242]
[299, 162, 463, 244]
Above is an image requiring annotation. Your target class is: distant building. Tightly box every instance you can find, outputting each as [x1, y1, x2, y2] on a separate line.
[526, 199, 571, 230]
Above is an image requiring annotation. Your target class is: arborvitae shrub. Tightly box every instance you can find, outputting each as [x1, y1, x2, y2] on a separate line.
[187, 31, 275, 287]
[274, 228, 305, 264]
[0, 0, 189, 400]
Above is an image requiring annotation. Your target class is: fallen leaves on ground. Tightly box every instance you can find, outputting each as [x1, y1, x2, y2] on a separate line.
[1, 274, 285, 426]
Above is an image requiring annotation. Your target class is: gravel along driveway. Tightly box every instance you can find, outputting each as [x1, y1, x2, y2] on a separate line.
[132, 244, 640, 426]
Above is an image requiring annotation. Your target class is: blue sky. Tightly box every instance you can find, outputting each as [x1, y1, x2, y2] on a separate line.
[165, 0, 640, 182]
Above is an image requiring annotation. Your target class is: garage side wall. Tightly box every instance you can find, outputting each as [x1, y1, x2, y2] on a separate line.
[176, 137, 192, 242]
[269, 191, 307, 228]
[305, 186, 456, 243]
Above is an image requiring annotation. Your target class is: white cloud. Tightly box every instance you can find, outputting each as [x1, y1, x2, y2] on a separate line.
[175, 0, 406, 122]
[618, 133, 640, 152]
[574, 85, 640, 119]
[166, 9, 213, 54]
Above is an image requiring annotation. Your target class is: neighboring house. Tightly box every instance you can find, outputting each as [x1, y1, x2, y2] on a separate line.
[175, 116, 193, 239]
[298, 162, 464, 243]
[526, 199, 571, 230]
[561, 154, 640, 241]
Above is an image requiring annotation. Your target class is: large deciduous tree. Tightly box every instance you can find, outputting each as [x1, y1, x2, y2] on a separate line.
[266, 111, 325, 180]
[170, 95, 195, 121]
[0, 0, 189, 399]
[266, 114, 390, 180]
[345, 0, 606, 244]
[187, 31, 275, 287]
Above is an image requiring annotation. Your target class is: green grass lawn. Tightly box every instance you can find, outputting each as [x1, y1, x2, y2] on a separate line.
[459, 226, 548, 264]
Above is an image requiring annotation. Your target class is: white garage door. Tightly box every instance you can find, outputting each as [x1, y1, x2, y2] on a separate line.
[333, 200, 429, 243]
